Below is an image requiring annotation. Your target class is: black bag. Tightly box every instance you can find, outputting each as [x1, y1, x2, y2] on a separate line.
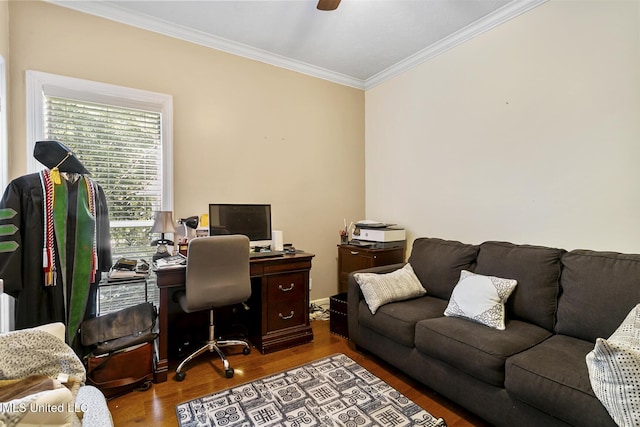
[81, 302, 157, 399]
[81, 302, 157, 355]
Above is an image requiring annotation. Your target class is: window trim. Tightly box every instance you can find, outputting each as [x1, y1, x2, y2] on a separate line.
[0, 57, 6, 190]
[0, 55, 13, 333]
[25, 70, 174, 210]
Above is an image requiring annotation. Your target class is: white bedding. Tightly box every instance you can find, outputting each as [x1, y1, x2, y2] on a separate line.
[0, 323, 112, 427]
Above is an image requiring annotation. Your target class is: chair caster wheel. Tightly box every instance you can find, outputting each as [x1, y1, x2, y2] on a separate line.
[243, 347, 251, 355]
[225, 368, 234, 378]
[174, 371, 186, 382]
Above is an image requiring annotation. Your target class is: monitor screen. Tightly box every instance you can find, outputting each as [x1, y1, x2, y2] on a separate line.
[208, 204, 272, 243]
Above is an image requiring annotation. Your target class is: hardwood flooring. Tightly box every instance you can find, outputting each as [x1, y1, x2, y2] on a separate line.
[107, 320, 490, 426]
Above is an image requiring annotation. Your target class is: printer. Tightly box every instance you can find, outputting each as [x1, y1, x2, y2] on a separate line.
[351, 221, 406, 248]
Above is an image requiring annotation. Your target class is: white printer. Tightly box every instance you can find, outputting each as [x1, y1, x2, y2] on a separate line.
[352, 221, 406, 246]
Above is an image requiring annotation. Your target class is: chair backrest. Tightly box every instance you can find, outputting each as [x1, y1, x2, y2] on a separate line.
[184, 235, 251, 312]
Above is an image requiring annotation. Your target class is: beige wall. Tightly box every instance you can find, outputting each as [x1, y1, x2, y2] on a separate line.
[7, 1, 365, 300]
[366, 0, 640, 253]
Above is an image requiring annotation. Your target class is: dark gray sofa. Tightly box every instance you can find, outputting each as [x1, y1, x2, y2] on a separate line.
[348, 237, 640, 426]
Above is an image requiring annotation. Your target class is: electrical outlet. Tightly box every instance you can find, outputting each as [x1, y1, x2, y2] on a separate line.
[309, 278, 313, 290]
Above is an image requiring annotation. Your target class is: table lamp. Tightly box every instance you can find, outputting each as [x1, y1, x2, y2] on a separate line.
[151, 211, 176, 261]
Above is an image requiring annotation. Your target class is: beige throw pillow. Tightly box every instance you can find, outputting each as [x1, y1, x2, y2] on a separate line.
[354, 263, 426, 314]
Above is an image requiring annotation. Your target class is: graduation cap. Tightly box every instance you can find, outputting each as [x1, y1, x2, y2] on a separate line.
[33, 140, 90, 175]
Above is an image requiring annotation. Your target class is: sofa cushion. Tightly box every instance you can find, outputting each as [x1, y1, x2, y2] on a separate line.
[408, 237, 479, 300]
[586, 304, 640, 427]
[506, 334, 616, 427]
[444, 270, 518, 330]
[359, 296, 448, 348]
[474, 241, 564, 331]
[354, 263, 426, 314]
[415, 316, 551, 387]
[556, 250, 640, 342]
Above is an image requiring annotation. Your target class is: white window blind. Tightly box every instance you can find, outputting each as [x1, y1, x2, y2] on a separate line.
[43, 97, 164, 313]
[44, 96, 162, 259]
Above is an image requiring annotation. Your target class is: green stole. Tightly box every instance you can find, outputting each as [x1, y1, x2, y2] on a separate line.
[53, 177, 96, 344]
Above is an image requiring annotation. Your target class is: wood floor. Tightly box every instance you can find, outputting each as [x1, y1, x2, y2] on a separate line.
[107, 320, 490, 426]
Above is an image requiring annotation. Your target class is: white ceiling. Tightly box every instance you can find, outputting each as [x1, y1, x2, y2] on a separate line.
[51, 0, 546, 89]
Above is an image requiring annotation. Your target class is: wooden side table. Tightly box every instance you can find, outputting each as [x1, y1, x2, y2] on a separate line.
[337, 243, 406, 293]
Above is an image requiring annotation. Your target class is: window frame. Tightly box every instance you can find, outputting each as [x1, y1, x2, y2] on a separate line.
[0, 55, 13, 333]
[25, 70, 174, 213]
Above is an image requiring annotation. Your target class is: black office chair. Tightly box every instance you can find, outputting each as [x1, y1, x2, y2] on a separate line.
[173, 235, 252, 381]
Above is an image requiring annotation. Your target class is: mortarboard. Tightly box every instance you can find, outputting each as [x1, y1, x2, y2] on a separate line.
[33, 140, 90, 176]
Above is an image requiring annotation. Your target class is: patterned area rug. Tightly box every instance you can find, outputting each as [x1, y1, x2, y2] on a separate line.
[176, 353, 447, 427]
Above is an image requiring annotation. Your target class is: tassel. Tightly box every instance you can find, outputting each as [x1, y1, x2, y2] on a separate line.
[43, 247, 49, 269]
[50, 152, 72, 185]
[43, 247, 54, 286]
[50, 167, 61, 185]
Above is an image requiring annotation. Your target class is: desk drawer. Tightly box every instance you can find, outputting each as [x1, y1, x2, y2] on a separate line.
[266, 272, 306, 332]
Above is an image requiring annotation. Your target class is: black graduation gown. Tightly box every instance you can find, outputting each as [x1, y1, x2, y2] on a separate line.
[0, 172, 112, 340]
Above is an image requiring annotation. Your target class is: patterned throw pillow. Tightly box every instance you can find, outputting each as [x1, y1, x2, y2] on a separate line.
[586, 304, 640, 427]
[354, 263, 426, 314]
[444, 270, 517, 330]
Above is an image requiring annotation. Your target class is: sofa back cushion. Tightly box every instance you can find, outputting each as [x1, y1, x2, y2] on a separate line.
[474, 241, 565, 331]
[556, 250, 640, 342]
[408, 237, 479, 300]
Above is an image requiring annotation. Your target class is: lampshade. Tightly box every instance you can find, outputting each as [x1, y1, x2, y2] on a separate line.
[151, 211, 176, 234]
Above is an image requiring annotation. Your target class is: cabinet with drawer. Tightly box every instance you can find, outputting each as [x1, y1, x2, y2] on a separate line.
[266, 272, 306, 332]
[248, 252, 314, 353]
[337, 244, 406, 293]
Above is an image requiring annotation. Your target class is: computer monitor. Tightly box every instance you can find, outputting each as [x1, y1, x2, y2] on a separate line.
[208, 204, 272, 248]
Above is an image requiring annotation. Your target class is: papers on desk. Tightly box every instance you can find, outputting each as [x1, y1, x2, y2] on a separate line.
[107, 257, 150, 281]
[154, 254, 187, 269]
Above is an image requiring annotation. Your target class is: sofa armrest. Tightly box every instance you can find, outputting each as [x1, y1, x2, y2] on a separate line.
[347, 262, 406, 344]
[76, 385, 113, 427]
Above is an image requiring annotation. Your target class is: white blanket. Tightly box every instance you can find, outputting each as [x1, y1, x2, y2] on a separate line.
[0, 328, 86, 427]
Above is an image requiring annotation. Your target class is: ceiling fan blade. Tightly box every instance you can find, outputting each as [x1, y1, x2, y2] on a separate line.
[317, 0, 341, 11]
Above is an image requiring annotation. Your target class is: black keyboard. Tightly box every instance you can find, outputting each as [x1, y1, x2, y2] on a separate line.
[250, 250, 285, 259]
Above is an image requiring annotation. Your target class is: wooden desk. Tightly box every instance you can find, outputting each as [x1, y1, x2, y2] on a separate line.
[154, 252, 314, 382]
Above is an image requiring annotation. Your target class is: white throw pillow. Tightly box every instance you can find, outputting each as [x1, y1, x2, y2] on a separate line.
[586, 304, 640, 427]
[354, 263, 426, 314]
[444, 270, 517, 330]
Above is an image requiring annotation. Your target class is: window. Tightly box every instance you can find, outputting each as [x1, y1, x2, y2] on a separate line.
[26, 71, 173, 312]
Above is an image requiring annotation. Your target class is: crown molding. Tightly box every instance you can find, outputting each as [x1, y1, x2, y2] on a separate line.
[364, 0, 548, 90]
[48, 0, 546, 92]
